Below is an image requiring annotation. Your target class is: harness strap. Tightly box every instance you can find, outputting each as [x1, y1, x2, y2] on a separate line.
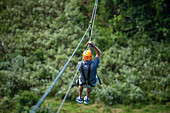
[81, 63, 86, 82]
[87, 63, 91, 85]
[97, 73, 102, 85]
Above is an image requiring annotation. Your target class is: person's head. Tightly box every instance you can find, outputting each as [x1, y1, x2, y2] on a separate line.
[83, 50, 92, 61]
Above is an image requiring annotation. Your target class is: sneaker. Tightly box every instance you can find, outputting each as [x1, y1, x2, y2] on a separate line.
[76, 96, 83, 104]
[84, 96, 90, 105]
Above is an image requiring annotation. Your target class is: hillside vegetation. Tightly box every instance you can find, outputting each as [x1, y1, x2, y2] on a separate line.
[0, 0, 170, 112]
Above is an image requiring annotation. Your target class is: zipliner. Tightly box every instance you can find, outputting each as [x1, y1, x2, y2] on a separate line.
[76, 41, 101, 105]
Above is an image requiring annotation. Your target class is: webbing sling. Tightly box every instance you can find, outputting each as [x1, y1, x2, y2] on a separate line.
[87, 63, 91, 85]
[97, 73, 102, 85]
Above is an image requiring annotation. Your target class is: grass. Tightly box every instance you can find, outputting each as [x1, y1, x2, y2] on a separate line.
[37, 97, 170, 113]
[1, 96, 169, 113]
[0, 97, 170, 113]
[113, 104, 170, 113]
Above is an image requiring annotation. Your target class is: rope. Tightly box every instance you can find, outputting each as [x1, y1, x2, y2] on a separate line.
[89, 0, 98, 41]
[31, 0, 98, 112]
[57, 0, 98, 112]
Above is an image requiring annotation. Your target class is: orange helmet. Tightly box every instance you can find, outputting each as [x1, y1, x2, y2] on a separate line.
[83, 50, 92, 60]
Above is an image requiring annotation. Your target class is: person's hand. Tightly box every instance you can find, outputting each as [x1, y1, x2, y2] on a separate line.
[87, 41, 95, 48]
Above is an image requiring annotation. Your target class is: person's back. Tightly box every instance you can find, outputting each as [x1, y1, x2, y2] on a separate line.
[78, 56, 99, 87]
[76, 41, 101, 104]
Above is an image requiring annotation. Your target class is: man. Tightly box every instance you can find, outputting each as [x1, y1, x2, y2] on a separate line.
[76, 41, 101, 104]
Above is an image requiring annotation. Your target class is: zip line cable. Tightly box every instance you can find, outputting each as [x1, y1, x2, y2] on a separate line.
[57, 0, 98, 112]
[31, 0, 98, 112]
[89, 0, 98, 41]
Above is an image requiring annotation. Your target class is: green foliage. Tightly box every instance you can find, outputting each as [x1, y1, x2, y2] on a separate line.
[0, 0, 170, 112]
[36, 103, 55, 113]
[0, 97, 15, 112]
[32, 48, 45, 62]
[111, 0, 170, 41]
[17, 91, 38, 107]
[94, 27, 114, 51]
[13, 91, 39, 112]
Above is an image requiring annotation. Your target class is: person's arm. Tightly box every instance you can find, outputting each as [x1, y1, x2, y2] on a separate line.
[93, 46, 101, 59]
[87, 41, 101, 59]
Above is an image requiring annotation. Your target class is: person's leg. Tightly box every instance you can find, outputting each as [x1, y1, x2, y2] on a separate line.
[87, 88, 92, 99]
[79, 86, 84, 98]
[76, 86, 84, 103]
[84, 87, 92, 104]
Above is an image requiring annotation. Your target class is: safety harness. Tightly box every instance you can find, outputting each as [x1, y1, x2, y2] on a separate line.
[80, 62, 102, 87]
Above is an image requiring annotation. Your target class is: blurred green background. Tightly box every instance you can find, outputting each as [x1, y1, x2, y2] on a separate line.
[0, 0, 169, 112]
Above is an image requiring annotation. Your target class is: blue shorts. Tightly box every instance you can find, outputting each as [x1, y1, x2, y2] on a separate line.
[77, 76, 98, 88]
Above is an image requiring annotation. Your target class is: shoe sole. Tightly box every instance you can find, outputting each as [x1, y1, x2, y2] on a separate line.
[76, 100, 83, 104]
[84, 102, 89, 105]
